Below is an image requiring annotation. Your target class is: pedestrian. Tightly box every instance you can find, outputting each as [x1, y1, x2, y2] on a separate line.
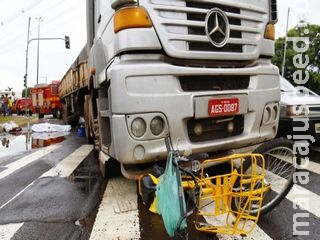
[3, 94, 8, 116]
[0, 95, 3, 116]
[7, 96, 13, 115]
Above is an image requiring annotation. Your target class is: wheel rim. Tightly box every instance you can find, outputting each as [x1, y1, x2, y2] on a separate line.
[234, 146, 296, 214]
[258, 146, 296, 211]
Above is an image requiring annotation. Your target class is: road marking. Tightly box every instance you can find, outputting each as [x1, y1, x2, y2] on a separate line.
[0, 144, 93, 239]
[0, 223, 23, 240]
[42, 144, 93, 178]
[270, 172, 320, 218]
[200, 200, 272, 240]
[89, 177, 140, 240]
[0, 144, 61, 180]
[0, 145, 93, 211]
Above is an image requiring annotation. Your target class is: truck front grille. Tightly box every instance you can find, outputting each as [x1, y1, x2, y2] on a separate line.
[143, 0, 268, 61]
[187, 115, 244, 143]
[180, 76, 249, 92]
[186, 2, 242, 53]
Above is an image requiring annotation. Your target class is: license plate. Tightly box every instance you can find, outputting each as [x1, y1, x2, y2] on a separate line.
[315, 123, 320, 133]
[208, 98, 239, 117]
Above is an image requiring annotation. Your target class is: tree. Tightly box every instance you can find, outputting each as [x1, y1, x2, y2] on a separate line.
[22, 87, 33, 98]
[272, 23, 320, 94]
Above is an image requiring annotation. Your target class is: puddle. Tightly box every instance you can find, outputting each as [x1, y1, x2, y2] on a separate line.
[67, 151, 106, 229]
[0, 131, 69, 159]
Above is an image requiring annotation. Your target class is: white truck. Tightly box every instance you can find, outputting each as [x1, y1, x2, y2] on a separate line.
[60, 0, 280, 178]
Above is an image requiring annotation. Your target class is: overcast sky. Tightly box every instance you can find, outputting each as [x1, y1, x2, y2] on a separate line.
[0, 0, 319, 93]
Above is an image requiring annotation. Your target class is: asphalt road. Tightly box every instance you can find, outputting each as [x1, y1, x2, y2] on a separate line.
[0, 120, 320, 240]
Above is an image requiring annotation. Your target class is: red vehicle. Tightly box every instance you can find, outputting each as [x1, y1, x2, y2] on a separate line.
[31, 81, 62, 118]
[12, 98, 33, 115]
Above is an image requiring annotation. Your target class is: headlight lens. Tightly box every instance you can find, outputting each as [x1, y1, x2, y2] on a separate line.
[131, 118, 146, 137]
[286, 105, 309, 116]
[150, 116, 165, 136]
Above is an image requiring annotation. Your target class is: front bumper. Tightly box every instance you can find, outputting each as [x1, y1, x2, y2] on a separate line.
[278, 117, 320, 140]
[106, 56, 280, 164]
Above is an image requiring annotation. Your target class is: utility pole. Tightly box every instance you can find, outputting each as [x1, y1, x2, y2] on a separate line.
[24, 17, 31, 98]
[281, 7, 290, 77]
[35, 17, 43, 85]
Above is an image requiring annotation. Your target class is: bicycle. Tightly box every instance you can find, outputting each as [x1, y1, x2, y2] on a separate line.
[139, 137, 300, 237]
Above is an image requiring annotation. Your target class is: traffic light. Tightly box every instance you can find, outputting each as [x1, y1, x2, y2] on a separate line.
[65, 36, 70, 49]
[23, 74, 27, 88]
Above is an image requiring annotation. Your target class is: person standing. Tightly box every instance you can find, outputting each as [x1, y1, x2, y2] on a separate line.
[0, 95, 3, 116]
[7, 96, 13, 115]
[3, 94, 8, 116]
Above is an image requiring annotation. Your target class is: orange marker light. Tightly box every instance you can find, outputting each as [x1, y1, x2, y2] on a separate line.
[265, 23, 275, 40]
[114, 7, 152, 33]
[90, 67, 96, 76]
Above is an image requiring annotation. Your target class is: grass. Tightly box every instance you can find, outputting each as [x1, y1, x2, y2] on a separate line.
[0, 115, 38, 126]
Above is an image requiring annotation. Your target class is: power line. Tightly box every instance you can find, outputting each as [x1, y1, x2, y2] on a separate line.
[0, 1, 83, 51]
[0, 10, 84, 56]
[0, 0, 45, 27]
[0, 0, 72, 44]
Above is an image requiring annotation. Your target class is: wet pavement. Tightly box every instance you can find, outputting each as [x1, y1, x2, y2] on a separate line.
[0, 124, 106, 240]
[0, 117, 70, 159]
[1, 116, 320, 240]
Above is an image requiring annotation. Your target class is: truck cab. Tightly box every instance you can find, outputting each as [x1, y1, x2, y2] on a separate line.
[85, 0, 279, 178]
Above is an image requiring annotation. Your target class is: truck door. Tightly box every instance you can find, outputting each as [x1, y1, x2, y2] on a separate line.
[32, 93, 37, 107]
[38, 91, 44, 107]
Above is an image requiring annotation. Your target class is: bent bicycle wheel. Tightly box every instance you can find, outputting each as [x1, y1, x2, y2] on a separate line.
[231, 138, 301, 215]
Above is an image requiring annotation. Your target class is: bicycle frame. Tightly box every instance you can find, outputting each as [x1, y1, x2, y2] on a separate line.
[193, 153, 268, 235]
[138, 153, 269, 236]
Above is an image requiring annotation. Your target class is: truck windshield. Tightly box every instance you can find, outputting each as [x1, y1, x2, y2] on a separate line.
[280, 77, 297, 92]
[52, 85, 58, 95]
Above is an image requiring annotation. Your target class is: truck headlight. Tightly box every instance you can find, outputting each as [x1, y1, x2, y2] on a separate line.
[131, 118, 146, 137]
[150, 116, 165, 136]
[286, 105, 309, 116]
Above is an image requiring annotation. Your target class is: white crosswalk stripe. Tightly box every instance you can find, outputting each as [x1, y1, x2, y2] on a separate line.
[0, 144, 93, 240]
[271, 174, 320, 218]
[89, 177, 140, 240]
[0, 223, 23, 240]
[0, 144, 61, 180]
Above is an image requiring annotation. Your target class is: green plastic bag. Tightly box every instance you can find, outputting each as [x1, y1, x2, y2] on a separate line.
[156, 152, 187, 237]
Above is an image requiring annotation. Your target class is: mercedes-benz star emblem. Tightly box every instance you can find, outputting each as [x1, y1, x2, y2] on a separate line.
[205, 8, 230, 48]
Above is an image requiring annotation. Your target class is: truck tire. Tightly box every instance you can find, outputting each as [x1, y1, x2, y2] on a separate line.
[56, 109, 62, 119]
[84, 95, 94, 144]
[62, 103, 68, 124]
[53, 109, 62, 119]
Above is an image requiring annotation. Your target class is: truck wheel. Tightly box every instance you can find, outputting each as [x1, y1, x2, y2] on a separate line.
[84, 95, 94, 144]
[62, 103, 68, 124]
[56, 109, 62, 119]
